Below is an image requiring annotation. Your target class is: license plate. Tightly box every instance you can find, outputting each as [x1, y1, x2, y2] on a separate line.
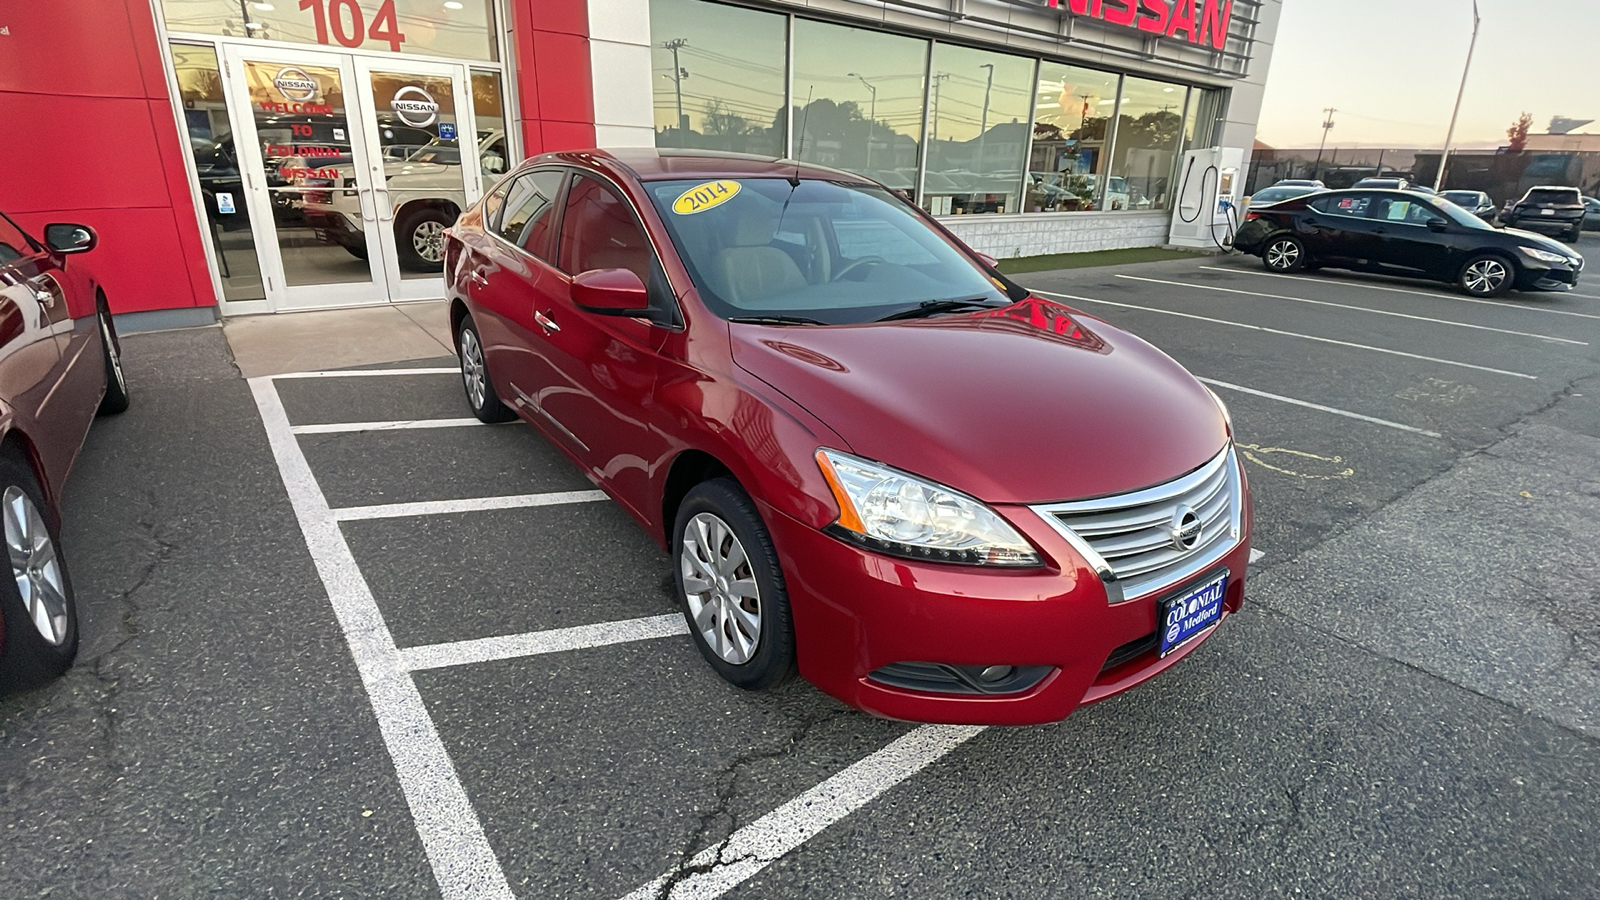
[1541, 209, 1555, 216]
[1159, 573, 1227, 657]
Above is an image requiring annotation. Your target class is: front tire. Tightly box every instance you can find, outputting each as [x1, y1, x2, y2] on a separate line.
[0, 457, 78, 691]
[1262, 235, 1307, 272]
[395, 207, 453, 273]
[456, 315, 515, 423]
[1458, 254, 1513, 297]
[96, 305, 130, 416]
[674, 478, 796, 690]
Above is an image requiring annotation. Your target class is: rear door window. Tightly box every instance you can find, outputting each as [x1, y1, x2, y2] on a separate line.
[1309, 194, 1373, 218]
[495, 169, 566, 260]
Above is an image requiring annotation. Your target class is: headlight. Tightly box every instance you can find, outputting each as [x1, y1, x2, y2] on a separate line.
[814, 449, 1041, 567]
[1520, 246, 1570, 264]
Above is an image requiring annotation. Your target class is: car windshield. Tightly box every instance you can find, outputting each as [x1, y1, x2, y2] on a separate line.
[1432, 197, 1493, 230]
[1525, 188, 1580, 205]
[643, 178, 1009, 324]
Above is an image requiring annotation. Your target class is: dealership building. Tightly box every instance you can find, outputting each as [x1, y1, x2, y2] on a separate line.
[4, 0, 1279, 326]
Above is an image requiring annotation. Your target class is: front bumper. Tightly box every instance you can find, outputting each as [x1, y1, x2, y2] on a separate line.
[301, 206, 366, 249]
[1514, 254, 1583, 292]
[765, 475, 1252, 726]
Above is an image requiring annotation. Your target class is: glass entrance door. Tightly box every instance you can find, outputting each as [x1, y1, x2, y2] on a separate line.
[221, 44, 481, 310]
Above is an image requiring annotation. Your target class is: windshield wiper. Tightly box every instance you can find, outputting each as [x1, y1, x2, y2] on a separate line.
[874, 297, 1002, 322]
[727, 314, 827, 326]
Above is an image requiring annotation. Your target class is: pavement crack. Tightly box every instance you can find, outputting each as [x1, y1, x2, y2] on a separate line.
[652, 701, 854, 899]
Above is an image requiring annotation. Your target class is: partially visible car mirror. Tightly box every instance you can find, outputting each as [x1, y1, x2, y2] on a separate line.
[572, 268, 650, 317]
[1426, 218, 1448, 233]
[44, 223, 97, 255]
[974, 251, 999, 269]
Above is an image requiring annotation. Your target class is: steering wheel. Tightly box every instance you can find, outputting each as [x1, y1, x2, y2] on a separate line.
[831, 256, 885, 282]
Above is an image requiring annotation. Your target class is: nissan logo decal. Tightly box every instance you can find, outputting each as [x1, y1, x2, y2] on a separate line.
[272, 67, 319, 102]
[1170, 506, 1203, 552]
[391, 86, 440, 128]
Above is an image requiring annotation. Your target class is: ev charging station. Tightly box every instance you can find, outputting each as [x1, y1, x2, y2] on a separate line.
[1170, 146, 1246, 251]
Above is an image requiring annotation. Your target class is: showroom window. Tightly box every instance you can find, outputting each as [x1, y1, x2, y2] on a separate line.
[921, 44, 1036, 216]
[650, 0, 786, 156]
[160, 0, 498, 61]
[791, 20, 927, 200]
[1026, 62, 1119, 212]
[170, 41, 266, 302]
[1107, 76, 1189, 211]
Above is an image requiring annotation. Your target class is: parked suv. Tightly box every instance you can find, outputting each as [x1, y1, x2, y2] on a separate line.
[1501, 186, 1586, 241]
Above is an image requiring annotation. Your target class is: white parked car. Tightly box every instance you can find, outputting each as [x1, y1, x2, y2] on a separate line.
[300, 130, 508, 271]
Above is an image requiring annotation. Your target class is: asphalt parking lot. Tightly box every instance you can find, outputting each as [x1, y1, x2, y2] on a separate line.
[4, 237, 1600, 899]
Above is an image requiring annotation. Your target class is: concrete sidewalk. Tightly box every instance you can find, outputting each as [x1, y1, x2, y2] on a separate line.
[221, 300, 453, 377]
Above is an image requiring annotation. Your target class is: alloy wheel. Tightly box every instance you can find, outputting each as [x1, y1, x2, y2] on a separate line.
[459, 328, 486, 410]
[413, 220, 446, 263]
[680, 511, 762, 664]
[4, 487, 68, 646]
[101, 312, 125, 394]
[1463, 259, 1507, 294]
[1265, 240, 1300, 270]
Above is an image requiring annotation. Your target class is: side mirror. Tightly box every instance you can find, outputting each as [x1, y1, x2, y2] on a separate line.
[44, 223, 96, 255]
[1426, 218, 1448, 233]
[572, 268, 650, 317]
[974, 251, 1000, 269]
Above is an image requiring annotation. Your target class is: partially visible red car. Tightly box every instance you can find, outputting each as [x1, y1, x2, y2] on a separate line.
[0, 212, 129, 690]
[443, 150, 1249, 725]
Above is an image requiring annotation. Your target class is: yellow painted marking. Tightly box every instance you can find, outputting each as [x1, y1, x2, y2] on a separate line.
[1237, 443, 1354, 480]
[672, 180, 741, 215]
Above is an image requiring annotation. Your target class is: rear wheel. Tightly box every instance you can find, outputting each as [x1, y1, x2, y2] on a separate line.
[0, 457, 77, 691]
[1566, 225, 1582, 242]
[1458, 254, 1513, 297]
[456, 315, 515, 423]
[1262, 235, 1307, 273]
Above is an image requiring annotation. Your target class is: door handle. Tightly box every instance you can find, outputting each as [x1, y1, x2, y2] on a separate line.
[469, 271, 489, 287]
[31, 287, 53, 309]
[534, 310, 560, 334]
[374, 187, 394, 221]
[356, 188, 377, 223]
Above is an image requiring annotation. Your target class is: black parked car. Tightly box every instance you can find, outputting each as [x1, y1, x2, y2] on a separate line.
[1500, 186, 1586, 241]
[1234, 189, 1584, 297]
[1583, 196, 1600, 231]
[1439, 190, 1497, 221]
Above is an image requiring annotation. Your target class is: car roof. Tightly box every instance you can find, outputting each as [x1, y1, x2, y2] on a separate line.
[528, 148, 876, 185]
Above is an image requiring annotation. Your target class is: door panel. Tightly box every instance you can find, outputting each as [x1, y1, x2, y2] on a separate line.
[0, 217, 68, 492]
[1367, 196, 1452, 276]
[1304, 193, 1381, 264]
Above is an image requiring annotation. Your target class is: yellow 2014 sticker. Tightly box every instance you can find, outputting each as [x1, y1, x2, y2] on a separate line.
[672, 180, 741, 215]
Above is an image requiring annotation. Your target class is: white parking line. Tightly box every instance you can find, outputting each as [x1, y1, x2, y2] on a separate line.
[1117, 274, 1586, 345]
[620, 724, 987, 900]
[1199, 378, 1443, 438]
[248, 377, 516, 900]
[292, 418, 488, 435]
[1032, 289, 1538, 380]
[1197, 265, 1600, 321]
[331, 490, 609, 522]
[402, 615, 689, 672]
[271, 367, 462, 379]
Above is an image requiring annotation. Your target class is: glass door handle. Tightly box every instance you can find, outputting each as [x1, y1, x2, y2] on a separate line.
[357, 188, 378, 223]
[374, 187, 394, 221]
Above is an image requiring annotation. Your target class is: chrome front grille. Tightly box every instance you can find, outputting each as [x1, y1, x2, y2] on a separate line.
[1030, 446, 1242, 603]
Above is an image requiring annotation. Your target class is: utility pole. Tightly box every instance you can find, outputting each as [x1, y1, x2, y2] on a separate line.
[1434, 0, 1480, 190]
[977, 63, 995, 170]
[1313, 107, 1336, 180]
[663, 38, 689, 133]
[930, 73, 950, 143]
[848, 73, 878, 169]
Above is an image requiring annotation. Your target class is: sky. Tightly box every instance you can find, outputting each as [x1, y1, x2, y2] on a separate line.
[1255, 0, 1600, 150]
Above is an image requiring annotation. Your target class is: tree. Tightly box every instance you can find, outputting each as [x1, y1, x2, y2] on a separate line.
[1506, 112, 1533, 153]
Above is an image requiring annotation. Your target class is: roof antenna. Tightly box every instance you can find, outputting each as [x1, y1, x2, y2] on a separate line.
[789, 86, 813, 188]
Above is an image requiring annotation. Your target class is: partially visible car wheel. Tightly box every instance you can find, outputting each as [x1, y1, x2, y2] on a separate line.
[1458, 254, 1513, 297]
[396, 207, 453, 272]
[1262, 235, 1307, 273]
[0, 456, 77, 691]
[1566, 226, 1582, 242]
[456, 314, 515, 423]
[674, 478, 796, 691]
[96, 304, 130, 416]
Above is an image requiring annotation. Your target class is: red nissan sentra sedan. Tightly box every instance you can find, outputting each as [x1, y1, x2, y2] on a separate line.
[443, 150, 1250, 726]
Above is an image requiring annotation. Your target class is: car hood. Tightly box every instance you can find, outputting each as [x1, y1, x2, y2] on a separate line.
[1503, 227, 1582, 257]
[729, 298, 1228, 504]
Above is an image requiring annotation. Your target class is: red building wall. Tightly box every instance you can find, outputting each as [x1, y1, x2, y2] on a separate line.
[508, 0, 597, 155]
[0, 1, 217, 314]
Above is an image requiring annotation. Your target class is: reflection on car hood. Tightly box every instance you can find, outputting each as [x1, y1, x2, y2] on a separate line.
[1504, 228, 1582, 257]
[729, 298, 1227, 503]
